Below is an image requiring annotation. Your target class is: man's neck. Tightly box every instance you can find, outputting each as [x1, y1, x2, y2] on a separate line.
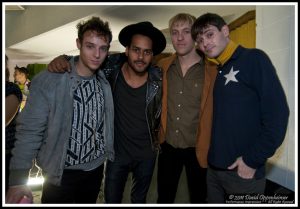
[178, 49, 202, 77]
[76, 60, 94, 77]
[121, 62, 148, 88]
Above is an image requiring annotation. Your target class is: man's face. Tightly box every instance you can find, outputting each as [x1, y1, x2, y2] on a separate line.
[126, 34, 153, 74]
[170, 21, 195, 56]
[195, 24, 229, 59]
[77, 30, 110, 75]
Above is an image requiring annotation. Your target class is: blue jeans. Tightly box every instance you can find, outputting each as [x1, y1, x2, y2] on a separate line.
[104, 156, 156, 203]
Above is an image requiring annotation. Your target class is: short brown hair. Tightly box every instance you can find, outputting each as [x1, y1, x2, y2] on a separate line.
[77, 16, 112, 44]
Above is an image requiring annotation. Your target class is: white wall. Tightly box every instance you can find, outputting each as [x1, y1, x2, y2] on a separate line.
[256, 5, 296, 191]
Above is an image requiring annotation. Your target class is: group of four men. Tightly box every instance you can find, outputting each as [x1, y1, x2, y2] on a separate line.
[6, 11, 289, 204]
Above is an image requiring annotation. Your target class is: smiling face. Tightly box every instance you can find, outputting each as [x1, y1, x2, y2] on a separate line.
[76, 30, 110, 76]
[195, 24, 230, 59]
[125, 34, 153, 75]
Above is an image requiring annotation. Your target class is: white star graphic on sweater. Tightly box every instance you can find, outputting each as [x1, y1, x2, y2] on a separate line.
[224, 67, 239, 85]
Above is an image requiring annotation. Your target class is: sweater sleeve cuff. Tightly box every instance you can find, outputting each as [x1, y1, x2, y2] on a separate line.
[243, 156, 265, 170]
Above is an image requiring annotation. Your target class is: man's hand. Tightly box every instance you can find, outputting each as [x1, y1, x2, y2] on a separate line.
[6, 185, 33, 204]
[228, 156, 256, 179]
[48, 55, 71, 73]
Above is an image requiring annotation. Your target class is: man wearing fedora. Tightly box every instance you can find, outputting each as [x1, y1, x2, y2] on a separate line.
[48, 21, 166, 203]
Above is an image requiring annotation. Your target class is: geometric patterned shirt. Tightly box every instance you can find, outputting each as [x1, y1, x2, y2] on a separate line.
[65, 75, 105, 169]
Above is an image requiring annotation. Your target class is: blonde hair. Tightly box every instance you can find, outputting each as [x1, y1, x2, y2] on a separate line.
[169, 13, 196, 34]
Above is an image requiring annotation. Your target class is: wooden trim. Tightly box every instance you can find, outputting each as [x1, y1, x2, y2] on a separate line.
[229, 10, 255, 31]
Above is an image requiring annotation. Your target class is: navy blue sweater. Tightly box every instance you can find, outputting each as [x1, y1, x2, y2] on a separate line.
[208, 46, 289, 179]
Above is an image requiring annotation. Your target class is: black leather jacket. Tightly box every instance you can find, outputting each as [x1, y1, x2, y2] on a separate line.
[102, 53, 162, 151]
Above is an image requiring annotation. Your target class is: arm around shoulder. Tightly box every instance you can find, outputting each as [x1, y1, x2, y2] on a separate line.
[48, 54, 72, 73]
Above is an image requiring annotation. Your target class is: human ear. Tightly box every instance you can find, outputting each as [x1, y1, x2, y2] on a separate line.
[221, 25, 230, 37]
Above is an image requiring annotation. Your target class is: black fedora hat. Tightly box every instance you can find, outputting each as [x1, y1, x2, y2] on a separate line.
[119, 21, 166, 55]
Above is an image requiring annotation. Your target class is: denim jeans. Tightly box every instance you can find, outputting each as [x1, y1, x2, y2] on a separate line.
[104, 156, 156, 203]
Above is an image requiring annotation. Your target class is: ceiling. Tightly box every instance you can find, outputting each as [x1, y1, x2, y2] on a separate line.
[5, 5, 25, 11]
[4, 3, 256, 63]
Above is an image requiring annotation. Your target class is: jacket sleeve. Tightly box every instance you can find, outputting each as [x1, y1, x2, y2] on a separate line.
[9, 72, 51, 186]
[243, 49, 290, 169]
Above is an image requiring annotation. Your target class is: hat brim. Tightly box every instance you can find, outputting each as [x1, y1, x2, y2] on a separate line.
[119, 23, 166, 56]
